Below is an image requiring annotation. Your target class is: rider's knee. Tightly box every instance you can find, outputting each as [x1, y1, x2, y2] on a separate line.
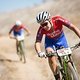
[49, 57, 58, 66]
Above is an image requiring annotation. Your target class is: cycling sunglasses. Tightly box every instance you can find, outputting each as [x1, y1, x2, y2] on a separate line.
[40, 22, 48, 27]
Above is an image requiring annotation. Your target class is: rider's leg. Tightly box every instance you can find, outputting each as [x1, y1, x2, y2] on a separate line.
[16, 41, 22, 61]
[16, 40, 19, 54]
[46, 47, 60, 80]
[20, 40, 26, 63]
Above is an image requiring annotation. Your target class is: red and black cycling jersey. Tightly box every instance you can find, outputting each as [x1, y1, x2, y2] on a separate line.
[10, 24, 26, 32]
[36, 15, 71, 42]
[9, 24, 26, 34]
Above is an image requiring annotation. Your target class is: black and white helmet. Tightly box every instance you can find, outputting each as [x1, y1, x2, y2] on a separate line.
[36, 11, 50, 23]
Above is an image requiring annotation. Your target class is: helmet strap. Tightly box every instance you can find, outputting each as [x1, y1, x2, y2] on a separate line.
[49, 20, 54, 32]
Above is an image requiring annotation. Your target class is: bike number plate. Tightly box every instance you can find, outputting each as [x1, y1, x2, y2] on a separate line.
[57, 48, 72, 57]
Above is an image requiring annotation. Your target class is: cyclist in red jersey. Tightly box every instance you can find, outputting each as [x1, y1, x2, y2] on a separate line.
[35, 11, 80, 80]
[9, 20, 30, 62]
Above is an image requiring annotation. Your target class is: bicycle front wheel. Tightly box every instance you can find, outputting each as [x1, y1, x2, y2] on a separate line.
[67, 62, 79, 80]
[19, 40, 26, 63]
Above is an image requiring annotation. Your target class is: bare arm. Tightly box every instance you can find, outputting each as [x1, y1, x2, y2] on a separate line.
[68, 24, 80, 38]
[35, 27, 43, 54]
[35, 41, 46, 58]
[9, 27, 16, 39]
[24, 27, 31, 36]
[35, 42, 42, 53]
[9, 28, 14, 38]
[58, 16, 80, 38]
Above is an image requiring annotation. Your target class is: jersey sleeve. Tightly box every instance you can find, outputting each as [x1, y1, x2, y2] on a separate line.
[9, 26, 14, 34]
[57, 16, 71, 27]
[35, 27, 43, 43]
[21, 25, 26, 29]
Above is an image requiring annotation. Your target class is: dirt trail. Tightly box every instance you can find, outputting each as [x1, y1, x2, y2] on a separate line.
[0, 36, 54, 80]
[0, 36, 80, 80]
[0, 32, 80, 80]
[0, 0, 80, 79]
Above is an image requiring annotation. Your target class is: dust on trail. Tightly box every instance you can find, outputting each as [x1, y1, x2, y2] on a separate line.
[0, 36, 80, 80]
[0, 53, 53, 80]
[0, 36, 54, 80]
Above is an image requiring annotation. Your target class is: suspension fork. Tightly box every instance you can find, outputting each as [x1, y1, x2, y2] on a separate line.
[57, 55, 66, 79]
[59, 56, 69, 80]
[58, 56, 63, 67]
[68, 54, 76, 70]
[16, 40, 20, 52]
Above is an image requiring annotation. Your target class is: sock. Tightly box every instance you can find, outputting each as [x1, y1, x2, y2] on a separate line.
[54, 74, 60, 80]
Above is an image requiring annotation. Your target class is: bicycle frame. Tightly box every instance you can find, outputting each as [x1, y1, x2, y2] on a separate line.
[46, 42, 80, 80]
[57, 50, 73, 80]
[17, 40, 26, 63]
[57, 43, 80, 80]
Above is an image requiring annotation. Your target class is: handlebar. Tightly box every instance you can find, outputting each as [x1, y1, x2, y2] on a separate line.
[46, 42, 80, 57]
[70, 42, 80, 51]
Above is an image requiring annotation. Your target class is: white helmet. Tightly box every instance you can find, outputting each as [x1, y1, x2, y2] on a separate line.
[15, 20, 22, 26]
[36, 11, 50, 23]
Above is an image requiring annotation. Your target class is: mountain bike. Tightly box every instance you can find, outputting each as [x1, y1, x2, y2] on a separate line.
[46, 42, 80, 80]
[11, 35, 27, 63]
[17, 39, 26, 63]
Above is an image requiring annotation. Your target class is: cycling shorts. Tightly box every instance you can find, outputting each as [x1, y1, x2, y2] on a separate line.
[45, 33, 68, 50]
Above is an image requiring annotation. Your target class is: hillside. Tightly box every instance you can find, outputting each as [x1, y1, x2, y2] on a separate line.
[0, 0, 80, 80]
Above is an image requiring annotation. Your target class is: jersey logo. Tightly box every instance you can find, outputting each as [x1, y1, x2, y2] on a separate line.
[46, 30, 62, 38]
